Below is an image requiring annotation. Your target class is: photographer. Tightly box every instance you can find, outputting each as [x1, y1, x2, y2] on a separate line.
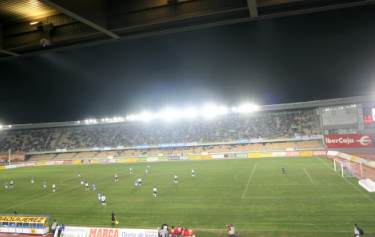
[354, 224, 364, 237]
[226, 224, 236, 237]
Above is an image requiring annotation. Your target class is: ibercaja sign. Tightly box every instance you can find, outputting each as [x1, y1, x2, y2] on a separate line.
[324, 134, 373, 148]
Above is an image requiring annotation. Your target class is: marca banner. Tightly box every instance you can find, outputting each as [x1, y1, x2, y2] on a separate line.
[60, 226, 158, 237]
[324, 134, 374, 148]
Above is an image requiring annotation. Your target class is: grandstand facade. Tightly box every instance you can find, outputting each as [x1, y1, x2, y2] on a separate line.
[0, 96, 374, 162]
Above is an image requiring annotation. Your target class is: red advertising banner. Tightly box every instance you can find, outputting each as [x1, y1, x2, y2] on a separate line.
[324, 134, 373, 148]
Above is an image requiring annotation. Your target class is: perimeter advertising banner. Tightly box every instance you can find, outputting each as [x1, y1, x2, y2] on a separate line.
[324, 134, 374, 148]
[0, 215, 47, 224]
[58, 226, 158, 237]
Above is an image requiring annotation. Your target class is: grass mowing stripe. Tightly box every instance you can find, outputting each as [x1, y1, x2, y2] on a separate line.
[2, 176, 81, 211]
[1, 158, 375, 237]
[303, 168, 314, 184]
[241, 164, 257, 199]
[318, 157, 375, 203]
[4, 180, 86, 211]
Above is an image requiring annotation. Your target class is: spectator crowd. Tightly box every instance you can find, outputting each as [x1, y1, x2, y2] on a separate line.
[0, 109, 320, 153]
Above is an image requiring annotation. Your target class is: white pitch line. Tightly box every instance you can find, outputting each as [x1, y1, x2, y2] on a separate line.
[303, 168, 314, 184]
[241, 164, 257, 199]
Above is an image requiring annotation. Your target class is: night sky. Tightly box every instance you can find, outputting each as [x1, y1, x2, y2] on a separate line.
[1, 6, 375, 124]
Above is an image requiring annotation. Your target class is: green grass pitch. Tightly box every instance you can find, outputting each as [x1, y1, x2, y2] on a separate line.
[0, 157, 375, 237]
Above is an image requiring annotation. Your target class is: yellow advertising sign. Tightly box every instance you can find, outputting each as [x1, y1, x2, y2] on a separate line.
[116, 159, 128, 163]
[248, 153, 273, 158]
[188, 155, 202, 160]
[126, 158, 139, 163]
[36, 161, 47, 166]
[200, 155, 212, 160]
[72, 160, 81, 165]
[299, 151, 313, 157]
[0, 216, 47, 224]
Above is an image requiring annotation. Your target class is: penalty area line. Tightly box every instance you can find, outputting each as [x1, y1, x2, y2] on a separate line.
[241, 164, 257, 199]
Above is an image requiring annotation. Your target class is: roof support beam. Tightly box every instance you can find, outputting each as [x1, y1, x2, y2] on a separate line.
[40, 0, 119, 39]
[0, 23, 19, 57]
[247, 0, 258, 17]
[0, 49, 19, 57]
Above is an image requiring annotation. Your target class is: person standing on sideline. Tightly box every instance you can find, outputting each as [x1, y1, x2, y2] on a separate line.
[226, 224, 236, 237]
[51, 220, 57, 233]
[354, 224, 364, 237]
[111, 211, 118, 226]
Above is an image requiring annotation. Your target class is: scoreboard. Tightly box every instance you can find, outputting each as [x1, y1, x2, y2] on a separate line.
[321, 104, 359, 129]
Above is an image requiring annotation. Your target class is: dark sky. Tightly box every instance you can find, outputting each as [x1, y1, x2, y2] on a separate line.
[1, 6, 375, 124]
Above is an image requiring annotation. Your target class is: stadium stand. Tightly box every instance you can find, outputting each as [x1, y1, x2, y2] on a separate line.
[23, 140, 323, 161]
[0, 109, 320, 154]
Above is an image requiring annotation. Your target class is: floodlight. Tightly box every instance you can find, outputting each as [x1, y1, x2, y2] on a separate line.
[84, 118, 98, 125]
[233, 103, 260, 114]
[201, 103, 228, 119]
[126, 114, 137, 121]
[182, 107, 199, 119]
[157, 107, 180, 122]
[138, 111, 153, 122]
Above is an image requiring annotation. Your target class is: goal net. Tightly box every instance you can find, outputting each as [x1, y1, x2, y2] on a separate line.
[333, 159, 357, 177]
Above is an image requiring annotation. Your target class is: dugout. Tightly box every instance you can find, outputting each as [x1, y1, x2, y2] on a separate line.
[0, 214, 50, 235]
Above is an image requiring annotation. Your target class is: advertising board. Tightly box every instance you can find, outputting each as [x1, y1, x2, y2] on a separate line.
[58, 226, 158, 237]
[324, 134, 373, 148]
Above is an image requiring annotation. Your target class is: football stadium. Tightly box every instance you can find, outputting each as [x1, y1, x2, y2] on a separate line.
[1, 96, 375, 237]
[1, 1, 375, 237]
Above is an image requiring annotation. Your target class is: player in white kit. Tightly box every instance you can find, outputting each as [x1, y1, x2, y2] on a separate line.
[85, 182, 89, 191]
[173, 175, 179, 184]
[152, 187, 158, 198]
[101, 195, 106, 205]
[192, 169, 196, 177]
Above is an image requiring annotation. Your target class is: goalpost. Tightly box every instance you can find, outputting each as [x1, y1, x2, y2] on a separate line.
[333, 159, 361, 178]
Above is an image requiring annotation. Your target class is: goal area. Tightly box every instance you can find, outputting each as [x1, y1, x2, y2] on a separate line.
[328, 151, 375, 181]
[333, 159, 358, 177]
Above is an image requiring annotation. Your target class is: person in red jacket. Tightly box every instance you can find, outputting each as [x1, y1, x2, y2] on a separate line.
[181, 228, 189, 237]
[187, 229, 194, 237]
[175, 225, 182, 237]
[169, 226, 175, 237]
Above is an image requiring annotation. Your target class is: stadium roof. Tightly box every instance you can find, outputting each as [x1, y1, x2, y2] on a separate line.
[0, 0, 374, 60]
[0, 95, 371, 131]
